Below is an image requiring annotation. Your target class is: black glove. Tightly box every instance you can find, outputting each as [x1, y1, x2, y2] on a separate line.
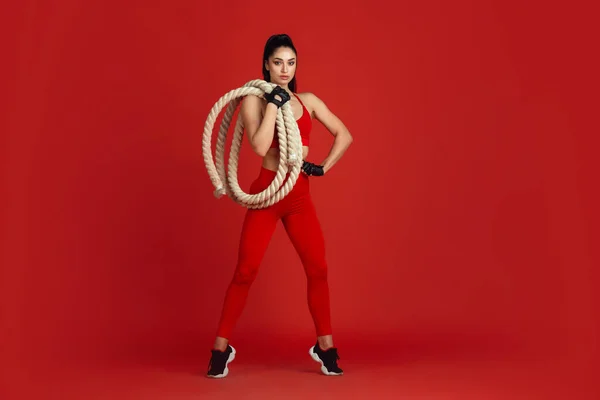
[264, 86, 290, 108]
[301, 160, 324, 176]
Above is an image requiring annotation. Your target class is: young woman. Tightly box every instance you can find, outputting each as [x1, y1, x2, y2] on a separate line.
[207, 33, 353, 378]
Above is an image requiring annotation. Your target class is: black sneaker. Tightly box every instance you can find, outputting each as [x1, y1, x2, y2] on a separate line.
[207, 345, 236, 378]
[309, 342, 343, 375]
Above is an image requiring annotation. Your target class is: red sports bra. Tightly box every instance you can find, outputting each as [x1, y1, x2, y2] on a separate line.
[270, 93, 312, 148]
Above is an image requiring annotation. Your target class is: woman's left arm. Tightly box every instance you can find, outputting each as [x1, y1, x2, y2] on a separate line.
[304, 93, 353, 174]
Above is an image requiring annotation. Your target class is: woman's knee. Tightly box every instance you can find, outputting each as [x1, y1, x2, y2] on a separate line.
[232, 263, 260, 285]
[305, 261, 328, 281]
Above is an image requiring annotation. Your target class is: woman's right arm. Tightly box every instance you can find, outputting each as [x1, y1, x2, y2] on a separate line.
[240, 95, 278, 157]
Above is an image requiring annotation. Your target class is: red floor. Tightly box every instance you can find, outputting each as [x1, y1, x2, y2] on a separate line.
[5, 338, 596, 399]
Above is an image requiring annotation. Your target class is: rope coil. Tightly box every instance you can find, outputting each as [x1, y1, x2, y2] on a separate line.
[202, 79, 303, 209]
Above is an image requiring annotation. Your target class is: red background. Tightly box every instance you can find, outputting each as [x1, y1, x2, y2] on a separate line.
[2, 0, 598, 398]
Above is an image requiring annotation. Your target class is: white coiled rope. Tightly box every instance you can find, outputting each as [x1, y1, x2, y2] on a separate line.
[202, 79, 303, 209]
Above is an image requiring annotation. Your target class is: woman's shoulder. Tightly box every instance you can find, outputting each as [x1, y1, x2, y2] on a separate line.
[295, 92, 327, 113]
[295, 92, 322, 108]
[295, 92, 318, 101]
[240, 92, 266, 117]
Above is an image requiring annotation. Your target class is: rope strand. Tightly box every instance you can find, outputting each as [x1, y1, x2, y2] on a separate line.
[202, 79, 303, 209]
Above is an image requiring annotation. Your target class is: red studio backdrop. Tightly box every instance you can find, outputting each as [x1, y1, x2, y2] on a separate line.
[2, 0, 598, 398]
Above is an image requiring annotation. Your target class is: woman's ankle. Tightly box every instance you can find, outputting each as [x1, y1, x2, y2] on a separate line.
[317, 335, 334, 350]
[213, 336, 229, 351]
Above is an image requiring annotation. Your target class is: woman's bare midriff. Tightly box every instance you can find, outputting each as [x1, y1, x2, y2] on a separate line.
[262, 146, 310, 172]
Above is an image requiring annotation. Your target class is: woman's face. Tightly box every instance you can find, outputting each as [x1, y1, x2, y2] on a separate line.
[265, 46, 296, 87]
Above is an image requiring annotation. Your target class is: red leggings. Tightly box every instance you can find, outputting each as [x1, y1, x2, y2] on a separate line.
[216, 167, 332, 339]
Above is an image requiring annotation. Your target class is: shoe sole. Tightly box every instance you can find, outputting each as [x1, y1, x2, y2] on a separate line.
[207, 345, 236, 379]
[308, 346, 343, 376]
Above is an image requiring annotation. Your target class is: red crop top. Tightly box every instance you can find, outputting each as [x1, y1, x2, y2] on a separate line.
[270, 93, 312, 148]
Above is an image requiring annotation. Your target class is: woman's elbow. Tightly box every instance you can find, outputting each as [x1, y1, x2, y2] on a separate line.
[255, 148, 268, 158]
[251, 141, 269, 157]
[344, 130, 354, 144]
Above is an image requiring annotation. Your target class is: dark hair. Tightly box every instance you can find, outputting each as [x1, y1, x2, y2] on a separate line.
[262, 34, 297, 93]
